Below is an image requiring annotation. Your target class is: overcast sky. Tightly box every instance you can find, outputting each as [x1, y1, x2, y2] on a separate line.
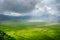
[0, 0, 59, 16]
[0, 0, 60, 22]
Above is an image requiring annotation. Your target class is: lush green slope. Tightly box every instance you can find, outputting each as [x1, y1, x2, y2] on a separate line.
[0, 21, 60, 40]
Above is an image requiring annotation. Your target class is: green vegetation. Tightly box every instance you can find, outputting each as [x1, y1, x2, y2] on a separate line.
[0, 21, 60, 40]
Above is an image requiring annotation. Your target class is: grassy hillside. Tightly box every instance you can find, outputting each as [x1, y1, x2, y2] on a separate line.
[0, 21, 60, 40]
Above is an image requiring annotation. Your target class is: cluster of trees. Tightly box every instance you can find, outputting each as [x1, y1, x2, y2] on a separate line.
[0, 30, 16, 40]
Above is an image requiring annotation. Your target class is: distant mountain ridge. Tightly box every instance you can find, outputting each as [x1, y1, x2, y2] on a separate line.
[0, 14, 30, 21]
[0, 14, 60, 23]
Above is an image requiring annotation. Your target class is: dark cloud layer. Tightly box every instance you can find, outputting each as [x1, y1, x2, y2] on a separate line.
[55, 0, 60, 10]
[56, 0, 60, 4]
[0, 0, 37, 13]
[0, 14, 31, 21]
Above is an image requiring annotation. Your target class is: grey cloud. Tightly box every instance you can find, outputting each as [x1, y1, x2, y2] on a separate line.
[54, 0, 60, 20]
[0, 0, 38, 13]
[56, 0, 60, 4]
[56, 5, 60, 11]
[55, 0, 60, 11]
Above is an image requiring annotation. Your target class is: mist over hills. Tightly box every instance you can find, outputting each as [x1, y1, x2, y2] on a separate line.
[0, 14, 60, 23]
[0, 14, 31, 21]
